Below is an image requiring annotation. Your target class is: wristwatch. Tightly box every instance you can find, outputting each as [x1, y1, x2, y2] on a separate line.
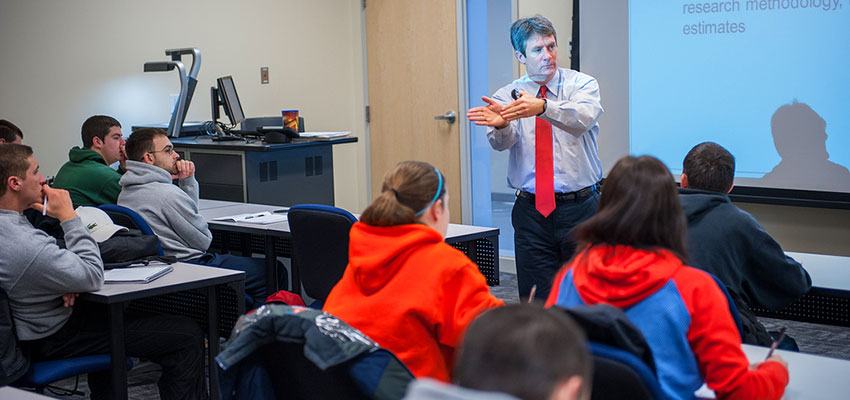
[537, 98, 548, 116]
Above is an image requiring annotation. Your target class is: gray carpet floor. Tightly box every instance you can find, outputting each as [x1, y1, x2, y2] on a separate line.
[32, 272, 850, 398]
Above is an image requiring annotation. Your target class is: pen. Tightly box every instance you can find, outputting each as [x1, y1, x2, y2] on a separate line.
[528, 285, 537, 303]
[42, 176, 53, 216]
[765, 327, 787, 360]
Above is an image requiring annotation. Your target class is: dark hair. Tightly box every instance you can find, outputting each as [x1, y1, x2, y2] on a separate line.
[360, 161, 447, 227]
[454, 304, 591, 400]
[682, 142, 735, 193]
[574, 155, 688, 261]
[81, 115, 121, 148]
[510, 15, 557, 56]
[0, 144, 34, 197]
[0, 119, 23, 142]
[125, 128, 167, 161]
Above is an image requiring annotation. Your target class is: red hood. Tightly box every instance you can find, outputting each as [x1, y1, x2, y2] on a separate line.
[347, 222, 444, 294]
[572, 245, 684, 308]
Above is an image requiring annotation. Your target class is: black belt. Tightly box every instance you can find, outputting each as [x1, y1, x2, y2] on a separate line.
[516, 181, 601, 202]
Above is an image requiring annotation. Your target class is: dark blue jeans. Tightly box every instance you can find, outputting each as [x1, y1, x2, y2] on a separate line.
[189, 253, 280, 310]
[512, 190, 600, 301]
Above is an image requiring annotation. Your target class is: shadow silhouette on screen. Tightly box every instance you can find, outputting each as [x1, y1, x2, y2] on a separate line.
[760, 101, 850, 191]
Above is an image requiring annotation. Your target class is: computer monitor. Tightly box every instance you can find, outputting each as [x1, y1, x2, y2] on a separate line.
[212, 75, 245, 127]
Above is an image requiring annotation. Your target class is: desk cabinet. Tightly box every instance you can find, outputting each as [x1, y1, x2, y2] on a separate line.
[172, 136, 356, 207]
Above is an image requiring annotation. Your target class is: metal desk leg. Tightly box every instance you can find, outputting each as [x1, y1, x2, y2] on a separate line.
[107, 303, 128, 400]
[264, 236, 277, 296]
[207, 286, 220, 400]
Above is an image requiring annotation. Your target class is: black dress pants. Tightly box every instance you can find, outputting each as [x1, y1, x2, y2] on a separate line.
[22, 301, 206, 400]
[512, 190, 600, 301]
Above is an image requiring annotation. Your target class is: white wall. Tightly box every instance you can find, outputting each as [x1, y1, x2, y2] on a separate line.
[0, 0, 369, 213]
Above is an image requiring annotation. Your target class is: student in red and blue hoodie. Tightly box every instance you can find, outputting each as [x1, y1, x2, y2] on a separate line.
[545, 155, 788, 400]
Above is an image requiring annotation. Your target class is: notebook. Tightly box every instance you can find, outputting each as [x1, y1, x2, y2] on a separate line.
[212, 211, 287, 225]
[104, 264, 174, 284]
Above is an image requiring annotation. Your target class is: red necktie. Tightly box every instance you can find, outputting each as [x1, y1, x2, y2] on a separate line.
[535, 86, 555, 217]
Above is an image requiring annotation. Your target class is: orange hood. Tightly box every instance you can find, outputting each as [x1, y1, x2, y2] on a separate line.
[347, 222, 444, 294]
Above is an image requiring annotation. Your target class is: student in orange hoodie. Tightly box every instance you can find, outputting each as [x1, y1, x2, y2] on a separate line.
[324, 161, 503, 382]
[546, 155, 789, 400]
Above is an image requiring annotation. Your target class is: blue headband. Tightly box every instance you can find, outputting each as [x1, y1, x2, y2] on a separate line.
[415, 167, 443, 216]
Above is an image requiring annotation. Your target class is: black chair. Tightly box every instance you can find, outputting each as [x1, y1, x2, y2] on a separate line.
[588, 342, 664, 400]
[287, 204, 357, 307]
[216, 305, 413, 400]
[555, 305, 662, 400]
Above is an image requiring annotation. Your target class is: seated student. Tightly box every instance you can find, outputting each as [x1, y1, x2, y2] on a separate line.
[0, 144, 205, 400]
[0, 120, 63, 238]
[323, 161, 503, 382]
[404, 304, 591, 400]
[117, 128, 268, 309]
[546, 155, 789, 400]
[54, 115, 127, 207]
[0, 119, 24, 144]
[679, 142, 811, 346]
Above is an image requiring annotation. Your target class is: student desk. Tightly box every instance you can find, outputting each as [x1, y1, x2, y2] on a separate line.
[750, 252, 850, 327]
[171, 136, 357, 207]
[197, 200, 501, 296]
[695, 344, 850, 399]
[79, 262, 245, 400]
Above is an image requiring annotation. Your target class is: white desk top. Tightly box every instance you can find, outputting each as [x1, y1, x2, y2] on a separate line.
[786, 251, 850, 292]
[0, 387, 54, 399]
[695, 344, 850, 399]
[82, 262, 244, 302]
[198, 199, 251, 211]
[200, 202, 499, 241]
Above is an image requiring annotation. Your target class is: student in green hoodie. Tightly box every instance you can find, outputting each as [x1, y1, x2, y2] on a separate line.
[54, 115, 127, 207]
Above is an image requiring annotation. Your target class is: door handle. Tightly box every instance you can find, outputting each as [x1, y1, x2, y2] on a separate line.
[434, 110, 456, 124]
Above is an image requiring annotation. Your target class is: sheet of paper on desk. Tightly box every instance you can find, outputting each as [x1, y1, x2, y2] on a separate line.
[212, 211, 287, 224]
[298, 131, 351, 139]
[105, 264, 173, 284]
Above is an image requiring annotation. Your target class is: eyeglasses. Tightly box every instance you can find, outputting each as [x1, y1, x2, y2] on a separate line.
[149, 145, 174, 155]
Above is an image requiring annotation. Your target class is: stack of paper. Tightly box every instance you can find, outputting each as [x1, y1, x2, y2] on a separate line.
[105, 264, 173, 284]
[298, 131, 351, 139]
[212, 211, 287, 225]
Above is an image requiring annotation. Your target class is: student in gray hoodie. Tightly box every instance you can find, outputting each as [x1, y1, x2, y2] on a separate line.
[118, 128, 268, 308]
[0, 144, 205, 399]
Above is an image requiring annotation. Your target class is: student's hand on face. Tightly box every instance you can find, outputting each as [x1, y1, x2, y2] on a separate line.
[119, 146, 128, 171]
[62, 293, 79, 308]
[500, 91, 546, 121]
[174, 160, 195, 180]
[30, 185, 77, 222]
[467, 96, 508, 128]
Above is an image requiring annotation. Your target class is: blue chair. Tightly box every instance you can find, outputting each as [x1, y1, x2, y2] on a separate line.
[98, 204, 164, 256]
[588, 342, 665, 400]
[16, 355, 134, 395]
[707, 273, 745, 340]
[0, 287, 132, 395]
[287, 204, 357, 308]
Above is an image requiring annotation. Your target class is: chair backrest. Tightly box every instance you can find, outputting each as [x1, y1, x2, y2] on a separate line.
[287, 204, 357, 304]
[707, 273, 744, 340]
[98, 204, 164, 256]
[217, 305, 413, 400]
[588, 342, 665, 400]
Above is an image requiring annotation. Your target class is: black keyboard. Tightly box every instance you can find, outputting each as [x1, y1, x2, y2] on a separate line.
[211, 135, 243, 142]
